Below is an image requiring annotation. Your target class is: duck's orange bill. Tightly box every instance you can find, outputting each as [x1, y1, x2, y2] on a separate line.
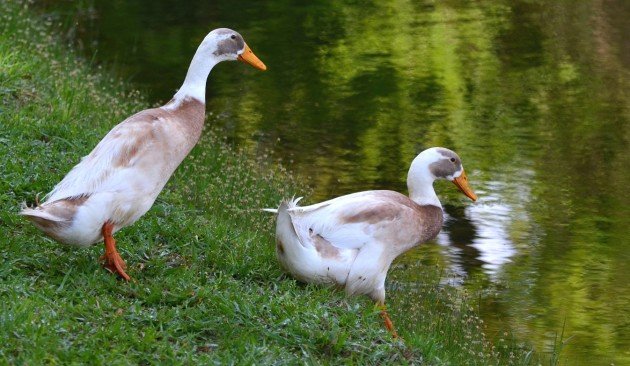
[238, 43, 267, 71]
[452, 169, 477, 201]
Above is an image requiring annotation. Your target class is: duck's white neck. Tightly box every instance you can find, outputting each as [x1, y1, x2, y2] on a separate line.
[407, 154, 441, 208]
[170, 46, 221, 105]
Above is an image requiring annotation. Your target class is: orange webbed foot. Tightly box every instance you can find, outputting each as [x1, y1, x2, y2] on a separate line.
[101, 221, 131, 281]
[100, 250, 130, 281]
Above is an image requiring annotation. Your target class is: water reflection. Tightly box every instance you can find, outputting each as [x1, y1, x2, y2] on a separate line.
[432, 185, 519, 281]
[38, 0, 630, 364]
[436, 205, 483, 279]
[467, 183, 518, 277]
[439, 197, 518, 280]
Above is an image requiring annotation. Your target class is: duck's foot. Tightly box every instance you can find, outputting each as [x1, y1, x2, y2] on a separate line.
[378, 304, 399, 339]
[100, 221, 130, 281]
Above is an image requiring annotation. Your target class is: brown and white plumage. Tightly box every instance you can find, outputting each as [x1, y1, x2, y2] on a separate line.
[270, 147, 477, 336]
[21, 28, 266, 280]
[21, 100, 205, 245]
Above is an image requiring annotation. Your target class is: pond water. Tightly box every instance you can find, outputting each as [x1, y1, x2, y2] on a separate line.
[39, 1, 629, 364]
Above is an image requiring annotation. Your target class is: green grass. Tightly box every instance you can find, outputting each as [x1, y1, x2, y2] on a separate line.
[0, 1, 541, 364]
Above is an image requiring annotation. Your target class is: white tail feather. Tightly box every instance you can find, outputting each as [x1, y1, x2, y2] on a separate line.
[261, 196, 303, 214]
[19, 207, 66, 222]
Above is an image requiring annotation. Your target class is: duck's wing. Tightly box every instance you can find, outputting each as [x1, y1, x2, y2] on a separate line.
[45, 109, 163, 202]
[287, 191, 423, 251]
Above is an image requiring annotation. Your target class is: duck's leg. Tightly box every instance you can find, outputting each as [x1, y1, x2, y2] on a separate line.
[100, 221, 130, 281]
[377, 303, 399, 339]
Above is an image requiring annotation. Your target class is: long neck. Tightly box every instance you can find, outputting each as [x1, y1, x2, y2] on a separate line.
[407, 163, 441, 208]
[171, 46, 219, 104]
[408, 178, 441, 207]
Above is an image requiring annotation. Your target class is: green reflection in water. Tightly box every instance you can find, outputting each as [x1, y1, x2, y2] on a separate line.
[39, 0, 630, 364]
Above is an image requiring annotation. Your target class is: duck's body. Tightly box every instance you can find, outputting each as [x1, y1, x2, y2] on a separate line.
[270, 147, 477, 336]
[276, 191, 444, 303]
[22, 99, 205, 246]
[21, 28, 266, 280]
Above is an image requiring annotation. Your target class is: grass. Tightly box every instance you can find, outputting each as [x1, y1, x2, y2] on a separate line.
[0, 1, 542, 364]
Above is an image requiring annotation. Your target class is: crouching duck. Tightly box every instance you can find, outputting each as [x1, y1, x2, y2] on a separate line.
[268, 147, 477, 337]
[21, 28, 266, 281]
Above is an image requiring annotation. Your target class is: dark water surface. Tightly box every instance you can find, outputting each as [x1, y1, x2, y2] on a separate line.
[39, 1, 630, 364]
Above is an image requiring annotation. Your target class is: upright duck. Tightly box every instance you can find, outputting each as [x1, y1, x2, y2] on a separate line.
[21, 28, 266, 281]
[269, 147, 477, 337]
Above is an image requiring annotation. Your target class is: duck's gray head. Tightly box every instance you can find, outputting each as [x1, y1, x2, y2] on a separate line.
[202, 28, 267, 70]
[409, 147, 477, 201]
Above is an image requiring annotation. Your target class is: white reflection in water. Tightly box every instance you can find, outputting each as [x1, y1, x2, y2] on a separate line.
[437, 180, 519, 280]
[468, 199, 516, 277]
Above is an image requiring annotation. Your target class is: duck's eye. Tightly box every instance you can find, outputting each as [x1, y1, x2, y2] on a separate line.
[231, 34, 236, 40]
[450, 158, 456, 162]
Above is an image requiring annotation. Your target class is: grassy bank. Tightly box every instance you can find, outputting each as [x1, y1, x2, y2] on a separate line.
[1, 1, 538, 364]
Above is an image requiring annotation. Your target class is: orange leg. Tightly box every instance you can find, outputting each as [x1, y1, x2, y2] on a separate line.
[378, 304, 399, 339]
[100, 221, 130, 281]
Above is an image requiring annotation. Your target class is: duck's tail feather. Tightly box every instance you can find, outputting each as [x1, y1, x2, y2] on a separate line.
[19, 205, 70, 239]
[286, 196, 303, 208]
[20, 206, 66, 223]
[262, 196, 303, 214]
[276, 197, 306, 249]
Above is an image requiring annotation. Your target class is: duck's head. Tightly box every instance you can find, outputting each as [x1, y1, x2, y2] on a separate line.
[201, 28, 267, 70]
[408, 147, 477, 202]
